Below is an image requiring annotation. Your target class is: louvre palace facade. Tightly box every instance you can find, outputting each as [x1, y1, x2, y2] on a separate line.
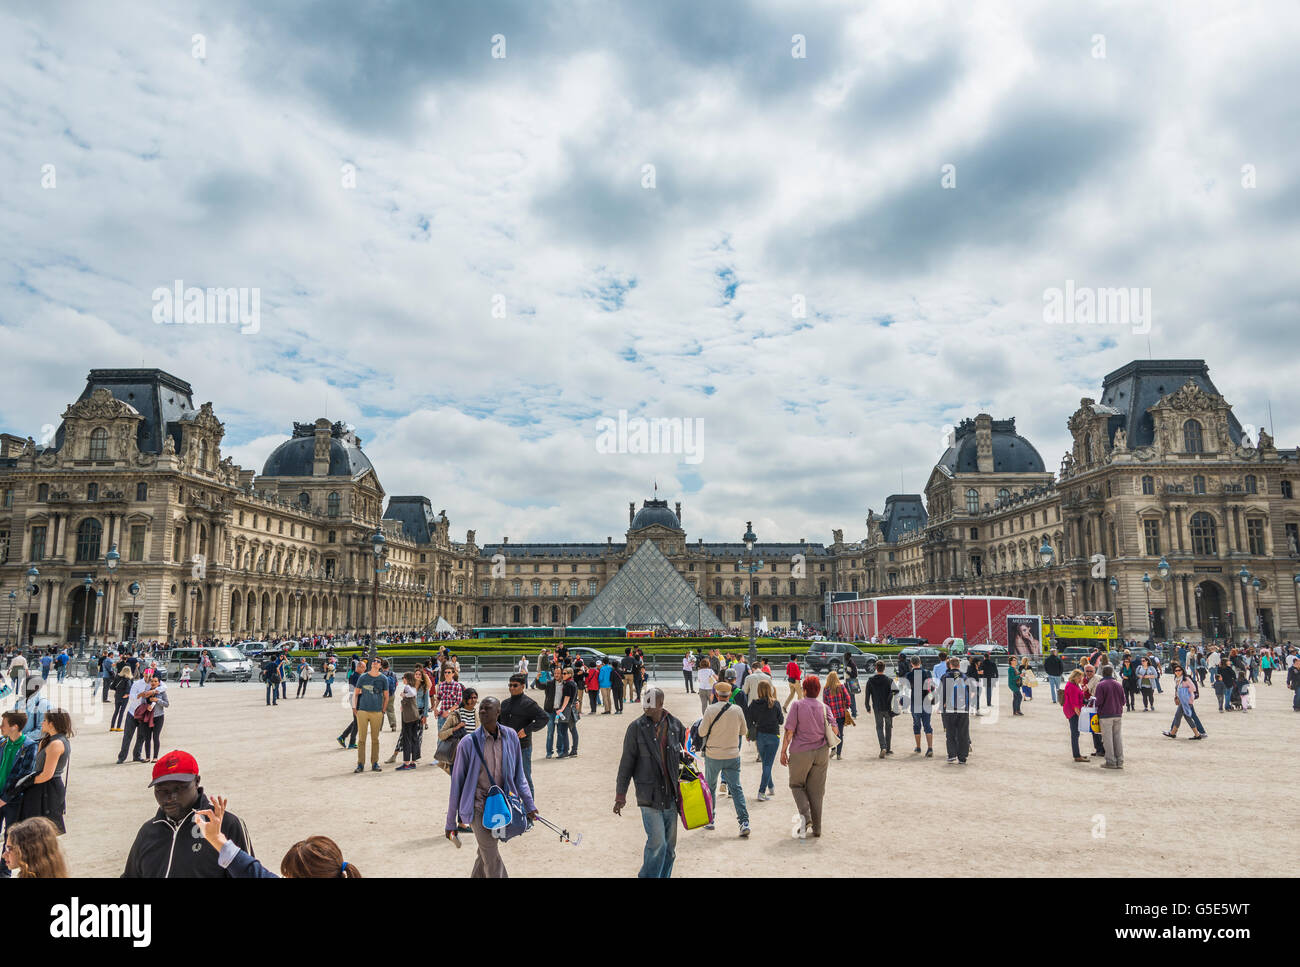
[2, 360, 1298, 646]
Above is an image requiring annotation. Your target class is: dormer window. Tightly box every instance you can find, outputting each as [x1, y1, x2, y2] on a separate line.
[89, 427, 108, 460]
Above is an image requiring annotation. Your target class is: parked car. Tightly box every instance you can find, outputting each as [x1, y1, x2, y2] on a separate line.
[805, 641, 878, 674]
[968, 643, 1009, 659]
[565, 646, 616, 666]
[890, 637, 930, 648]
[896, 644, 943, 670]
[1060, 646, 1095, 667]
[166, 646, 254, 682]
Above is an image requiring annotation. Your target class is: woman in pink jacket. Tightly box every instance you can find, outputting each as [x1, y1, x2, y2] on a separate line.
[1062, 668, 1089, 762]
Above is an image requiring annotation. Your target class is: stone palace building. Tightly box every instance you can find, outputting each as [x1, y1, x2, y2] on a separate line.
[1, 360, 1298, 645]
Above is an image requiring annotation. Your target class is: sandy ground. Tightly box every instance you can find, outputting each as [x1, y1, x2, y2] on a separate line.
[31, 671, 1300, 877]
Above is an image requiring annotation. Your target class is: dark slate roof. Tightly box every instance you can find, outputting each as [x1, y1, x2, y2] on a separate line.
[702, 543, 831, 557]
[1099, 359, 1243, 449]
[937, 417, 1045, 474]
[630, 498, 682, 531]
[878, 494, 927, 543]
[262, 422, 375, 478]
[384, 496, 443, 544]
[479, 543, 621, 558]
[55, 369, 196, 455]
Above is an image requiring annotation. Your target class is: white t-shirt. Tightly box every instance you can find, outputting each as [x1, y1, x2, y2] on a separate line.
[682, 655, 695, 672]
[697, 667, 717, 691]
[400, 683, 417, 700]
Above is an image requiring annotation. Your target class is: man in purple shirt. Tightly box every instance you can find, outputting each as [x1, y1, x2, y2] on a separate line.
[445, 696, 537, 877]
[1094, 665, 1126, 769]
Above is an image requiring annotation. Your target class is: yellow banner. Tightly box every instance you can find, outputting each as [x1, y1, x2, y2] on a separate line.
[1047, 623, 1117, 640]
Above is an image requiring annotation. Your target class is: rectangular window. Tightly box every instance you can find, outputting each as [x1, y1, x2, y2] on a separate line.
[30, 526, 47, 562]
[1143, 519, 1161, 556]
[129, 524, 146, 562]
[1247, 518, 1266, 556]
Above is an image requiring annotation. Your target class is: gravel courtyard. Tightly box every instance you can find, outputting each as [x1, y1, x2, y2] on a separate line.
[37, 671, 1299, 877]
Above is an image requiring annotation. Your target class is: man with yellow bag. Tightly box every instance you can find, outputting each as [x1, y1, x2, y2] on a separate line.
[614, 687, 692, 878]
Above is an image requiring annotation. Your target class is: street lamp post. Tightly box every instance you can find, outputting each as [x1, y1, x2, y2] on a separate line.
[79, 575, 94, 655]
[1238, 566, 1251, 646]
[294, 587, 304, 638]
[1194, 585, 1204, 642]
[24, 567, 38, 649]
[369, 529, 387, 662]
[1038, 539, 1054, 651]
[1142, 572, 1152, 642]
[425, 590, 433, 640]
[1251, 577, 1262, 644]
[1108, 577, 1119, 651]
[95, 543, 120, 656]
[740, 522, 763, 667]
[128, 582, 141, 641]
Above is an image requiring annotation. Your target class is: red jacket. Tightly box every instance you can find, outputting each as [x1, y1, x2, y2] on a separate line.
[786, 661, 801, 681]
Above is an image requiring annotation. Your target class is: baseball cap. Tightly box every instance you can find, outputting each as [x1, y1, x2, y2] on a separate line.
[149, 750, 199, 787]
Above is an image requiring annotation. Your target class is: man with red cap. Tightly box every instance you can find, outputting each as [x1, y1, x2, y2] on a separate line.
[121, 750, 254, 877]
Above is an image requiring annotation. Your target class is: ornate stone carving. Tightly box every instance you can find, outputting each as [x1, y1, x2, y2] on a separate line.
[1112, 427, 1127, 451]
[1161, 380, 1221, 412]
[61, 387, 139, 422]
[162, 434, 176, 456]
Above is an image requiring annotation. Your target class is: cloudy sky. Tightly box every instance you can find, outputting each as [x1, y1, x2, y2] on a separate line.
[2, 0, 1297, 546]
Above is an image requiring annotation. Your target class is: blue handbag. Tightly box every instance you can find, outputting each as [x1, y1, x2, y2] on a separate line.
[469, 734, 530, 841]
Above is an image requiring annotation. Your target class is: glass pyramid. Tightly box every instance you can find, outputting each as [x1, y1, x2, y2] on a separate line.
[573, 539, 725, 631]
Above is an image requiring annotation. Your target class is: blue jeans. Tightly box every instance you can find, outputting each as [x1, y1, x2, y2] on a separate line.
[199, 667, 207, 687]
[638, 806, 677, 878]
[703, 757, 749, 826]
[545, 712, 560, 755]
[280, 680, 288, 699]
[556, 715, 577, 756]
[1154, 675, 1163, 693]
[56, 667, 66, 683]
[521, 744, 534, 796]
[1048, 675, 1062, 702]
[323, 678, 333, 698]
[755, 733, 779, 795]
[266, 682, 279, 705]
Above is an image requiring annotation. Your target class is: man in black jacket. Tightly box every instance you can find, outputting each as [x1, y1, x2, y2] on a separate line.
[500, 673, 549, 796]
[1044, 649, 1064, 704]
[122, 750, 254, 877]
[863, 661, 894, 757]
[614, 687, 689, 878]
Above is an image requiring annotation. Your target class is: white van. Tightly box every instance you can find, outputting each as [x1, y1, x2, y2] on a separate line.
[166, 646, 254, 682]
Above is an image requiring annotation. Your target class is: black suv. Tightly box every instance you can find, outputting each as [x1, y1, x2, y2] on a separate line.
[805, 641, 878, 674]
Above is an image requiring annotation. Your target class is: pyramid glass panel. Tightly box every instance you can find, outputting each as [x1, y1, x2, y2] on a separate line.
[573, 539, 725, 631]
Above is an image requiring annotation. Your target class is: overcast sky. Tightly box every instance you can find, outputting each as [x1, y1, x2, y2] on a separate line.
[2, 0, 1297, 546]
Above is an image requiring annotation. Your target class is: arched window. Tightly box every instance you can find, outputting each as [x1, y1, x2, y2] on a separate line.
[1082, 434, 1091, 461]
[966, 489, 979, 514]
[1245, 475, 1257, 494]
[715, 605, 723, 621]
[1183, 419, 1204, 453]
[198, 439, 208, 469]
[1193, 475, 1206, 495]
[136, 482, 148, 501]
[512, 605, 521, 623]
[89, 428, 108, 460]
[298, 492, 310, 510]
[733, 605, 741, 620]
[327, 492, 340, 518]
[1141, 475, 1154, 495]
[997, 488, 1010, 504]
[790, 606, 797, 622]
[456, 605, 463, 623]
[75, 518, 103, 562]
[482, 606, 490, 623]
[531, 605, 540, 623]
[550, 606, 558, 622]
[1190, 512, 1217, 556]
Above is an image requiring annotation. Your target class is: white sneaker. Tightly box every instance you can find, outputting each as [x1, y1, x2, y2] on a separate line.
[739, 822, 751, 838]
[704, 822, 715, 830]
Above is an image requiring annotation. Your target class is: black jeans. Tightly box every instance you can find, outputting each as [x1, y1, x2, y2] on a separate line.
[118, 716, 143, 762]
[612, 685, 623, 713]
[146, 716, 164, 759]
[111, 695, 128, 729]
[102, 678, 111, 703]
[588, 689, 599, 713]
[942, 712, 970, 761]
[873, 707, 891, 752]
[1069, 714, 1081, 758]
[297, 678, 309, 697]
[339, 712, 358, 745]
[683, 670, 694, 692]
[633, 677, 643, 703]
[1012, 690, 1023, 714]
[1140, 687, 1153, 710]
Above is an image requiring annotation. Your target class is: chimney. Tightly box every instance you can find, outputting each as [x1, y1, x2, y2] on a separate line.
[629, 502, 635, 526]
[502, 536, 509, 545]
[675, 501, 681, 525]
[975, 413, 994, 473]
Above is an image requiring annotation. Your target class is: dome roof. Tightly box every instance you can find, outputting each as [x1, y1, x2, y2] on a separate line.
[938, 417, 1045, 474]
[630, 499, 681, 531]
[261, 422, 374, 478]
